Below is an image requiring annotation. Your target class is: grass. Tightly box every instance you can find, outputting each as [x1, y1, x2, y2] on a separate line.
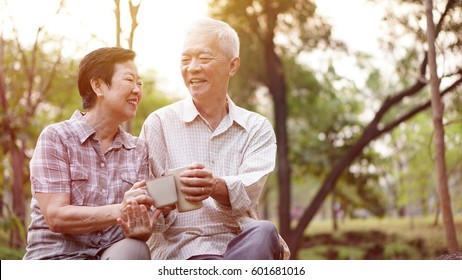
[297, 215, 462, 260]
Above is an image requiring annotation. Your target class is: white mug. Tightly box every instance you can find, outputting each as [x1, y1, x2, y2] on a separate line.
[168, 166, 203, 212]
[146, 175, 178, 208]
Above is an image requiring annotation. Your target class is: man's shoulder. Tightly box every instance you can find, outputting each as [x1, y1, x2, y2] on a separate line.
[231, 104, 271, 129]
[234, 105, 266, 118]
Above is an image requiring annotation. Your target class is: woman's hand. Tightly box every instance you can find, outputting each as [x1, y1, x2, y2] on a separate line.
[117, 201, 162, 242]
[156, 204, 176, 217]
[120, 180, 154, 215]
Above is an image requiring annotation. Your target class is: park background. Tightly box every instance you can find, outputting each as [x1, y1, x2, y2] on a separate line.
[1, 0, 461, 260]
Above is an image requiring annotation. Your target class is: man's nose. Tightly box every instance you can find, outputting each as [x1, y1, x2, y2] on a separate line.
[187, 58, 201, 72]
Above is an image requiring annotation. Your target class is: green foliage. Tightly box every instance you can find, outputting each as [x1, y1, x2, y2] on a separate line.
[298, 216, 462, 260]
[0, 245, 25, 260]
[0, 214, 27, 248]
[375, 106, 462, 216]
[285, 56, 388, 216]
[374, 0, 462, 77]
[383, 241, 420, 259]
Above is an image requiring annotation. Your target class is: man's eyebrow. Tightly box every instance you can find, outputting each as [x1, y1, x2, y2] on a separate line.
[182, 49, 213, 56]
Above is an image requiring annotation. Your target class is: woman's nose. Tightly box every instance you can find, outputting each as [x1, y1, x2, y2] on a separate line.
[132, 83, 142, 94]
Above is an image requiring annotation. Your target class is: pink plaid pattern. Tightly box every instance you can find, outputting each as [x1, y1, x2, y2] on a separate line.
[24, 110, 149, 259]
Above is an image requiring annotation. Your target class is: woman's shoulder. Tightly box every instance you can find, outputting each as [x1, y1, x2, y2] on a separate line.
[38, 110, 86, 137]
[38, 118, 77, 140]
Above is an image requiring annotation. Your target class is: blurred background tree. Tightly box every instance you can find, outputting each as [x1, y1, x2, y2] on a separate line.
[0, 2, 70, 248]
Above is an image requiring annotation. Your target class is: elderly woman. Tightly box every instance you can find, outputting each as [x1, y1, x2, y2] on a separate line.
[24, 47, 160, 260]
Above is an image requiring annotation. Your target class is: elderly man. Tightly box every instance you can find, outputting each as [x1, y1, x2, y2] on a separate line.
[140, 18, 287, 260]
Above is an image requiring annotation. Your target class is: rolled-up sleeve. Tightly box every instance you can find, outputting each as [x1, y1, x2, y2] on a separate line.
[219, 119, 276, 216]
[30, 126, 71, 194]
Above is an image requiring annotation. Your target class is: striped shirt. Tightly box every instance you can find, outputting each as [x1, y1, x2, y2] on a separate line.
[140, 96, 277, 259]
[24, 110, 149, 259]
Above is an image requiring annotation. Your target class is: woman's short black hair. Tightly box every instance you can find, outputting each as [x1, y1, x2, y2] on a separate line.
[78, 47, 136, 109]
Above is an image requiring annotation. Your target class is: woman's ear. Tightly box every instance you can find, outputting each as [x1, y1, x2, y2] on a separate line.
[229, 57, 240, 77]
[90, 78, 103, 97]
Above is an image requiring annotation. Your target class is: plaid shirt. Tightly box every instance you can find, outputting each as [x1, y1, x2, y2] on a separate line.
[24, 110, 149, 259]
[140, 96, 277, 259]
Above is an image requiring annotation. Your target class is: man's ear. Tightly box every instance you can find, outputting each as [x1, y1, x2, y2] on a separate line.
[229, 57, 240, 77]
[90, 78, 103, 97]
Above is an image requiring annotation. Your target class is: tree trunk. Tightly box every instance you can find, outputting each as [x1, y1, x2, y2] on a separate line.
[120, 0, 142, 134]
[10, 143, 26, 248]
[425, 0, 459, 253]
[263, 26, 292, 244]
[332, 193, 338, 231]
[0, 33, 6, 219]
[114, 0, 122, 47]
[128, 0, 141, 51]
[1, 34, 26, 248]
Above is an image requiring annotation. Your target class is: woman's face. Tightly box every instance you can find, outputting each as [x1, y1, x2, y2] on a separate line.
[98, 60, 143, 123]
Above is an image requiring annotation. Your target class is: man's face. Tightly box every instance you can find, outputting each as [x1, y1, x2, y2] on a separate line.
[180, 32, 235, 101]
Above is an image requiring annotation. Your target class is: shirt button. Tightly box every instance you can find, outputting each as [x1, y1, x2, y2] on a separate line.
[97, 232, 102, 236]
[100, 162, 105, 168]
[101, 189, 107, 194]
[211, 160, 215, 164]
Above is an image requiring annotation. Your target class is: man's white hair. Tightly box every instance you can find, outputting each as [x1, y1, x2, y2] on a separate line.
[185, 17, 240, 58]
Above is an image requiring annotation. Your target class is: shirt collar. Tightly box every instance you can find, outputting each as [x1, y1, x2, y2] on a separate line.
[181, 95, 248, 131]
[69, 110, 135, 149]
[182, 97, 200, 123]
[227, 97, 248, 131]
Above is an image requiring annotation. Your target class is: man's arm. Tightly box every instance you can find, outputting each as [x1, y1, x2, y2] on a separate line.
[221, 118, 276, 211]
[179, 119, 276, 213]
